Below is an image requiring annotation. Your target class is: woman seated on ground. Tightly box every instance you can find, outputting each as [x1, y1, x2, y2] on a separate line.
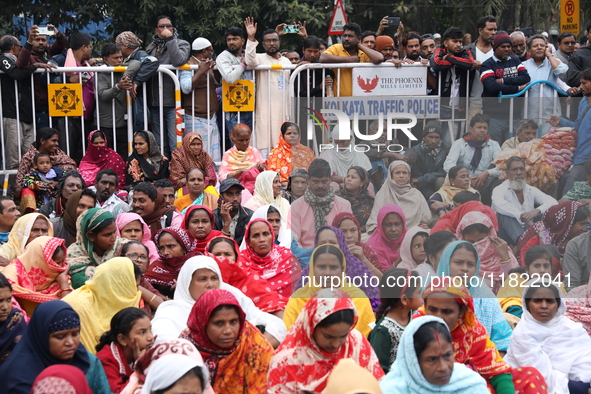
[397, 227, 430, 271]
[498, 245, 565, 319]
[63, 258, 142, 354]
[332, 212, 381, 275]
[366, 204, 408, 272]
[31, 365, 93, 394]
[284, 245, 375, 337]
[79, 130, 126, 190]
[428, 165, 479, 217]
[295, 226, 380, 310]
[95, 307, 154, 393]
[16, 128, 77, 212]
[208, 236, 287, 314]
[2, 237, 69, 315]
[241, 204, 291, 249]
[267, 291, 384, 393]
[51, 189, 97, 246]
[436, 241, 513, 353]
[0, 274, 26, 367]
[457, 211, 519, 293]
[180, 288, 274, 393]
[285, 168, 308, 203]
[505, 278, 591, 394]
[564, 275, 591, 334]
[182, 205, 225, 254]
[431, 200, 498, 234]
[144, 227, 198, 299]
[115, 212, 159, 264]
[67, 208, 128, 289]
[517, 200, 588, 267]
[419, 281, 547, 394]
[319, 125, 372, 187]
[170, 132, 217, 189]
[380, 316, 488, 394]
[0, 300, 112, 394]
[120, 338, 214, 394]
[39, 170, 85, 219]
[415, 231, 457, 279]
[369, 268, 423, 373]
[335, 166, 375, 231]
[0, 213, 52, 262]
[244, 171, 290, 218]
[126, 130, 169, 185]
[151, 255, 286, 346]
[120, 241, 164, 313]
[174, 168, 218, 213]
[267, 121, 315, 186]
[366, 161, 431, 231]
[140, 354, 210, 394]
[325, 358, 383, 394]
[238, 219, 300, 299]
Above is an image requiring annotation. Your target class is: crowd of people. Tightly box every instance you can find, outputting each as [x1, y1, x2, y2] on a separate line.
[1, 10, 591, 394]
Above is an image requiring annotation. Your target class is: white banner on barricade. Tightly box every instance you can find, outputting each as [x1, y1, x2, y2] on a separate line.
[352, 66, 428, 96]
[321, 96, 440, 120]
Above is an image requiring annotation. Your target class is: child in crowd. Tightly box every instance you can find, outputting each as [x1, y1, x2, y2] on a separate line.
[21, 153, 64, 211]
[369, 268, 422, 374]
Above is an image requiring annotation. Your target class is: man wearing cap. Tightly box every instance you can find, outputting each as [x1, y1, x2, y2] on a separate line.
[213, 178, 254, 245]
[375, 36, 396, 61]
[421, 34, 437, 60]
[115, 31, 159, 133]
[410, 120, 449, 198]
[286, 169, 308, 203]
[430, 27, 475, 147]
[179, 37, 221, 162]
[480, 31, 530, 143]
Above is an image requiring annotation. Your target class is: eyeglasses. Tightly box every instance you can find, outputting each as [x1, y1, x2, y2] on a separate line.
[158, 24, 173, 29]
[126, 253, 149, 261]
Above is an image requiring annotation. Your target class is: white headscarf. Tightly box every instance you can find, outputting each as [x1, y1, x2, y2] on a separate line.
[240, 204, 291, 250]
[504, 278, 591, 394]
[141, 354, 209, 394]
[244, 170, 290, 218]
[151, 256, 287, 344]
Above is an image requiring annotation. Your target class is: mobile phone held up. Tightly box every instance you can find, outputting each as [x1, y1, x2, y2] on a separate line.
[283, 25, 300, 34]
[37, 26, 56, 36]
[386, 17, 401, 27]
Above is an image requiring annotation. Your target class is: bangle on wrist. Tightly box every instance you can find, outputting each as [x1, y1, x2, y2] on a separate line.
[149, 294, 157, 303]
[501, 258, 512, 264]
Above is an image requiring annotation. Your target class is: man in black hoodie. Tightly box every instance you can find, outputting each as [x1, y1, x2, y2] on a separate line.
[566, 23, 591, 87]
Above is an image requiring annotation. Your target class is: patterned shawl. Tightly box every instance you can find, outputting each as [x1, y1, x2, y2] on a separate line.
[31, 365, 92, 394]
[170, 133, 216, 188]
[79, 130, 126, 190]
[267, 134, 315, 183]
[219, 146, 264, 181]
[2, 237, 67, 304]
[431, 201, 498, 234]
[0, 306, 26, 367]
[267, 291, 384, 393]
[126, 130, 169, 184]
[180, 289, 274, 394]
[335, 166, 374, 228]
[181, 205, 225, 254]
[304, 185, 336, 230]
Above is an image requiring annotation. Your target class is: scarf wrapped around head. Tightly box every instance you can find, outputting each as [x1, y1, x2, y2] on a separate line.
[79, 130, 126, 189]
[141, 190, 172, 236]
[32, 365, 93, 394]
[435, 170, 479, 207]
[431, 200, 498, 234]
[517, 200, 585, 257]
[182, 205, 225, 253]
[0, 213, 54, 262]
[170, 133, 214, 185]
[304, 186, 336, 230]
[462, 133, 490, 172]
[398, 227, 430, 271]
[335, 166, 374, 228]
[76, 208, 114, 266]
[366, 204, 408, 271]
[116, 31, 143, 49]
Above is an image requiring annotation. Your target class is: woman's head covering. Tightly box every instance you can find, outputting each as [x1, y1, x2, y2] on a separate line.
[155, 227, 197, 259]
[332, 212, 363, 243]
[182, 205, 225, 253]
[517, 200, 585, 256]
[141, 354, 209, 394]
[62, 258, 141, 353]
[267, 290, 384, 393]
[398, 227, 430, 270]
[504, 278, 591, 393]
[62, 190, 84, 238]
[115, 212, 158, 263]
[75, 208, 115, 266]
[380, 315, 488, 394]
[133, 130, 165, 172]
[366, 204, 408, 269]
[79, 130, 126, 189]
[240, 204, 291, 250]
[436, 171, 478, 206]
[0, 213, 54, 262]
[145, 227, 199, 286]
[251, 170, 281, 206]
[325, 358, 383, 394]
[170, 133, 213, 181]
[0, 300, 90, 392]
[422, 280, 476, 330]
[31, 364, 93, 394]
[335, 166, 374, 228]
[431, 201, 498, 234]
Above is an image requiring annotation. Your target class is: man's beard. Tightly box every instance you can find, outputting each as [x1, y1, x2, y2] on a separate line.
[228, 46, 241, 55]
[509, 179, 526, 191]
[515, 49, 527, 58]
[266, 49, 279, 56]
[407, 52, 420, 61]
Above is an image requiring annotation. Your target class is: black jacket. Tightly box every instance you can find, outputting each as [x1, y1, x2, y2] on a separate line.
[566, 46, 591, 87]
[430, 47, 475, 111]
[0, 54, 37, 122]
[213, 205, 253, 246]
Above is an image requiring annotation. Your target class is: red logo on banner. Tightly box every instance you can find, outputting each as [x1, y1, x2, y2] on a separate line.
[357, 75, 379, 93]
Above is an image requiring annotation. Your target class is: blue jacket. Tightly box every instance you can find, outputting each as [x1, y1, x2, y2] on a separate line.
[560, 98, 591, 165]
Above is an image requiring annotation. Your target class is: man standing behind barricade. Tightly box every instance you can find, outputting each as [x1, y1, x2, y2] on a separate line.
[48, 33, 96, 163]
[217, 26, 254, 137]
[0, 35, 54, 170]
[145, 15, 191, 158]
[296, 35, 334, 97]
[97, 43, 141, 158]
[375, 36, 396, 62]
[480, 31, 530, 144]
[430, 27, 475, 148]
[244, 17, 292, 157]
[179, 38, 221, 163]
[17, 24, 67, 129]
[510, 31, 530, 62]
[319, 23, 383, 97]
[115, 31, 159, 134]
